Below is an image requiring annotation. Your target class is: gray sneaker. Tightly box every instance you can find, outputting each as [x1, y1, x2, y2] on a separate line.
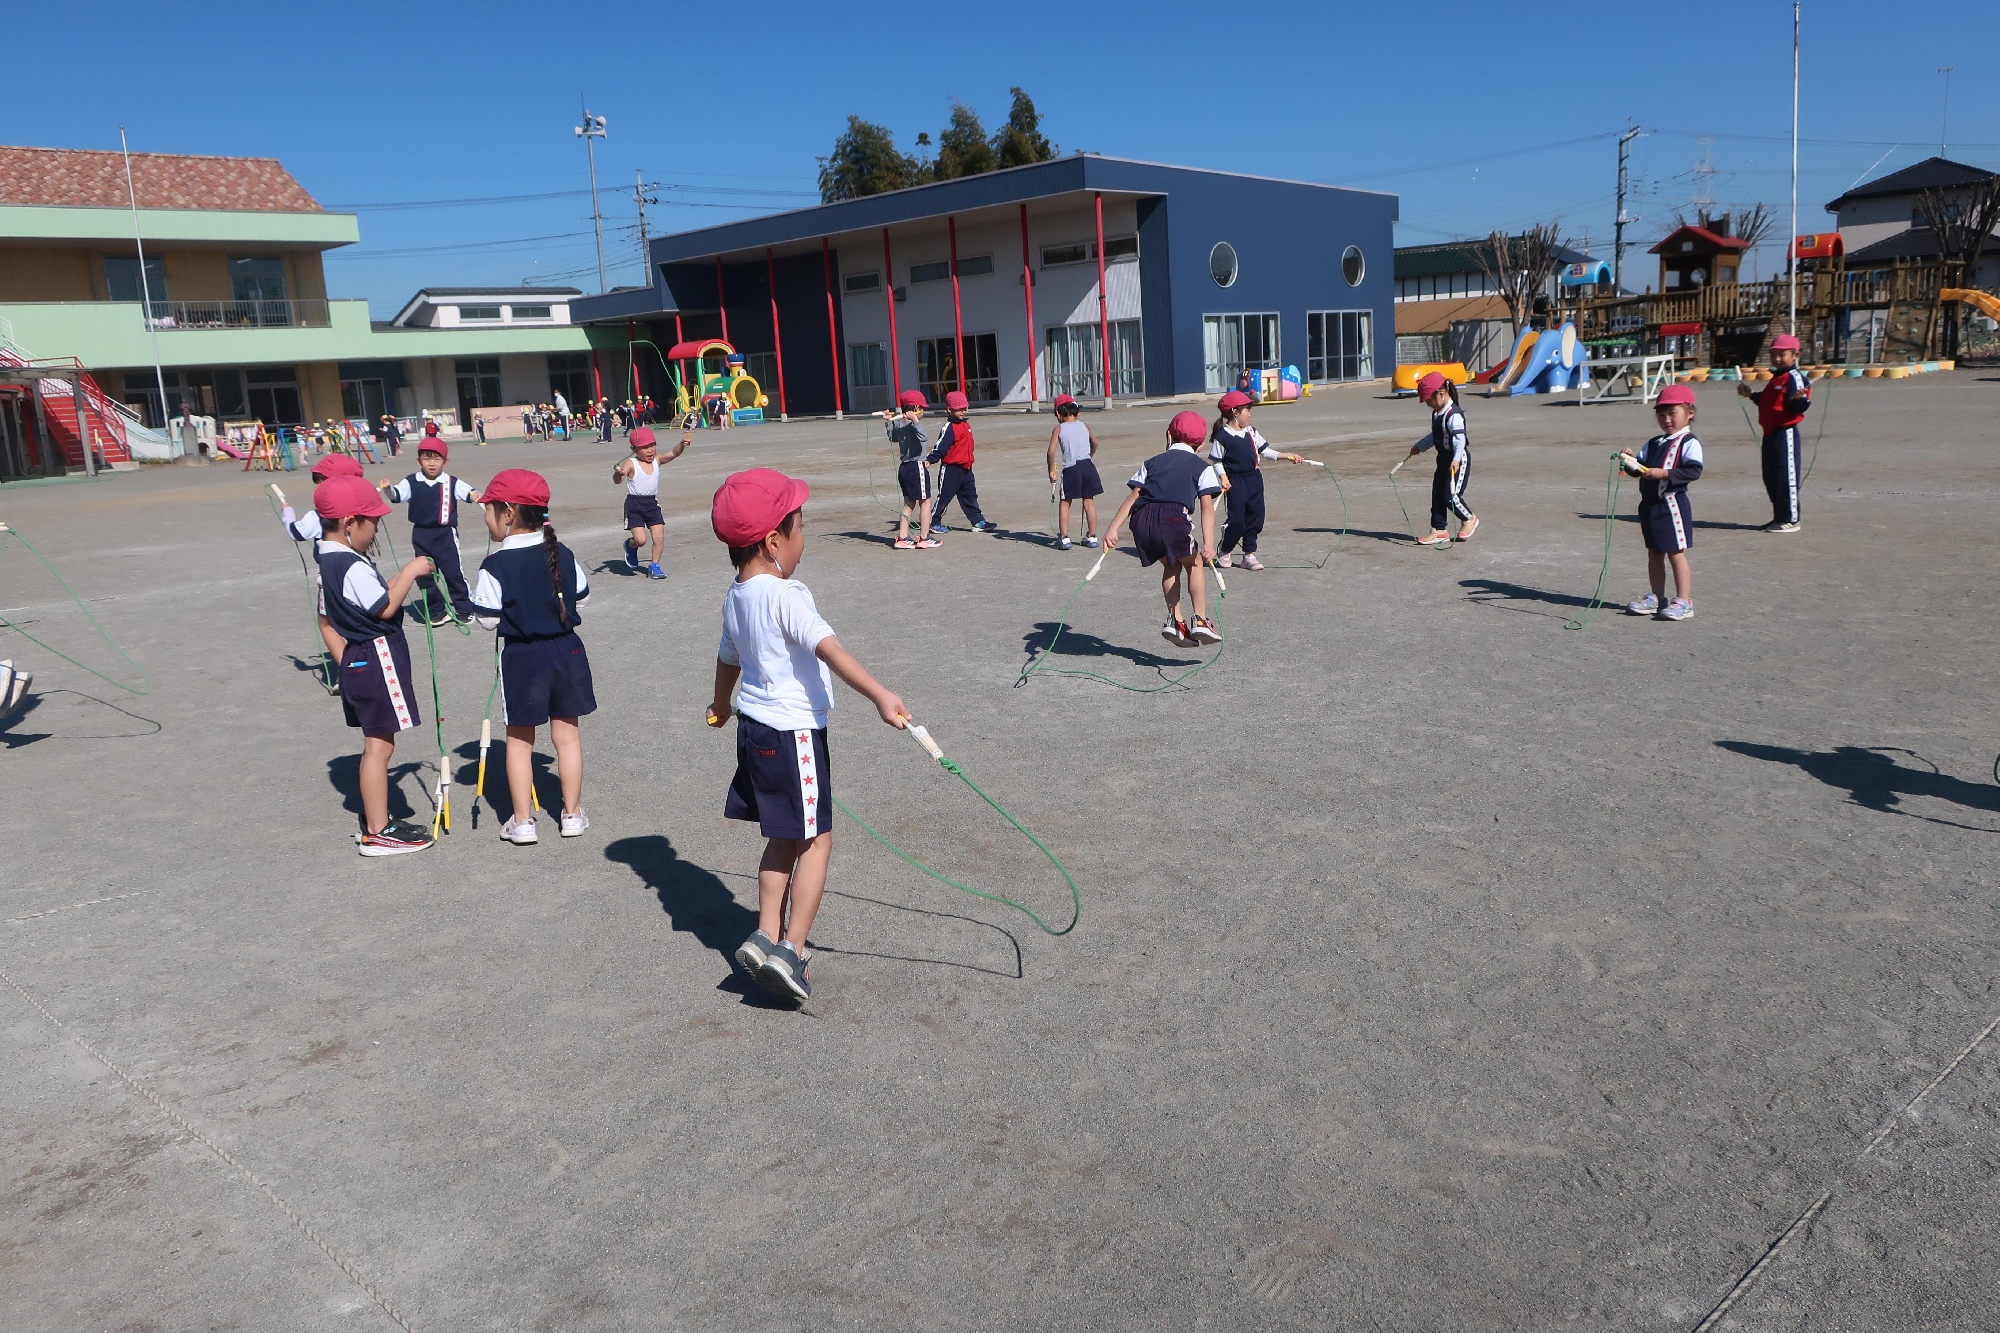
[733, 929, 775, 978]
[756, 940, 812, 1003]
[1625, 593, 1660, 616]
[1656, 598, 1694, 622]
[1771, 521, 1801, 533]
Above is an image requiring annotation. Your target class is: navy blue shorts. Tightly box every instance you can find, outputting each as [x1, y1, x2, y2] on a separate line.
[1061, 459, 1103, 500]
[1131, 502, 1197, 568]
[499, 631, 598, 727]
[340, 633, 420, 735]
[725, 715, 832, 841]
[897, 459, 929, 503]
[1640, 493, 1693, 554]
[623, 494, 664, 530]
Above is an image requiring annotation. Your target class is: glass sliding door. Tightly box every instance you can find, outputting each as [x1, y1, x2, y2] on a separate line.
[1306, 310, 1375, 382]
[1202, 313, 1278, 392]
[1045, 320, 1143, 399]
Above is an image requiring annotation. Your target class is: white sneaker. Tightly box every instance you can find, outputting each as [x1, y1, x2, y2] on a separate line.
[1625, 593, 1660, 616]
[560, 810, 589, 838]
[502, 817, 538, 845]
[1215, 553, 1233, 568]
[1058, 536, 1072, 550]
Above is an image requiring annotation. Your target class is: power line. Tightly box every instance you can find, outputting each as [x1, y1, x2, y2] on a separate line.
[327, 182, 819, 211]
[323, 229, 596, 259]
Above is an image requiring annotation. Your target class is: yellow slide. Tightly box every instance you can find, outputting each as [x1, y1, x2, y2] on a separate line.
[1943, 287, 2000, 321]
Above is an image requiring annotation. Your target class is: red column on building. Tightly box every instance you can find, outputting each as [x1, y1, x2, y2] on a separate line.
[1018, 203, 1039, 409]
[881, 227, 902, 400]
[714, 255, 730, 344]
[947, 214, 967, 397]
[822, 238, 844, 418]
[628, 318, 642, 399]
[765, 247, 789, 421]
[591, 349, 603, 400]
[674, 313, 684, 345]
[1094, 192, 1112, 408]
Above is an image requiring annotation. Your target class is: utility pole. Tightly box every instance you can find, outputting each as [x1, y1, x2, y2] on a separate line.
[1938, 65, 1957, 155]
[1613, 124, 1643, 293]
[1789, 1, 1800, 335]
[119, 128, 172, 470]
[631, 171, 659, 283]
[574, 102, 608, 294]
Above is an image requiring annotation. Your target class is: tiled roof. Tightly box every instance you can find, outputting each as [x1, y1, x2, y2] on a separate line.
[0, 146, 324, 213]
[1825, 156, 1998, 212]
[1648, 225, 1750, 255]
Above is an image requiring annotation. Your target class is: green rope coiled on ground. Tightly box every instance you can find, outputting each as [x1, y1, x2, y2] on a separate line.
[1257, 462, 1350, 570]
[0, 523, 154, 696]
[1017, 561, 1226, 693]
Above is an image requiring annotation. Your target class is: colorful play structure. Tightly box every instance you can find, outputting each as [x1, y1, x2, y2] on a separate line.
[1484, 323, 1592, 395]
[1392, 361, 1471, 394]
[663, 339, 768, 426]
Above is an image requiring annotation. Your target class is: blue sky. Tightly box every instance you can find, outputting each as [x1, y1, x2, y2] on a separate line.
[19, 0, 1997, 316]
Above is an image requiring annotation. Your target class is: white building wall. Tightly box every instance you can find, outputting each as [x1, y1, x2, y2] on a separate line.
[832, 197, 1144, 406]
[1836, 196, 1918, 252]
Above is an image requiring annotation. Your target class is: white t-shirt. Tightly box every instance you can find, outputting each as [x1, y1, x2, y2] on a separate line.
[717, 574, 836, 730]
[1056, 421, 1094, 469]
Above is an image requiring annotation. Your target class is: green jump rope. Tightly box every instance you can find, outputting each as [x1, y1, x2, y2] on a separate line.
[1733, 374, 1834, 481]
[1018, 546, 1228, 693]
[1563, 456, 1627, 632]
[0, 521, 154, 697]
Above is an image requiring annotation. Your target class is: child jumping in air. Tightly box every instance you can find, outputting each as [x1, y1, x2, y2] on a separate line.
[1621, 383, 1703, 622]
[1100, 410, 1225, 649]
[380, 435, 479, 623]
[1046, 394, 1102, 550]
[706, 468, 910, 1004]
[1404, 371, 1478, 545]
[1207, 389, 1306, 569]
[928, 390, 996, 533]
[612, 425, 690, 577]
[471, 469, 597, 843]
[312, 476, 436, 856]
[880, 390, 940, 550]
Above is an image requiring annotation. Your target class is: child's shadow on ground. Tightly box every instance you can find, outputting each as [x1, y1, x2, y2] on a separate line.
[602, 834, 782, 1004]
[325, 753, 428, 828]
[1460, 578, 1593, 617]
[448, 739, 563, 830]
[1020, 620, 1198, 669]
[1573, 512, 1766, 532]
[593, 558, 642, 577]
[832, 529, 899, 548]
[1716, 741, 2000, 831]
[1291, 524, 1413, 548]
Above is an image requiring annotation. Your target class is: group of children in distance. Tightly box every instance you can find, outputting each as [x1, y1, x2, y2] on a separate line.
[880, 389, 1001, 548]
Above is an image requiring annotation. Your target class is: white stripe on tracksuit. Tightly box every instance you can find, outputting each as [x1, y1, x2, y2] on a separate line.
[372, 635, 414, 730]
[1782, 425, 1800, 523]
[794, 729, 820, 838]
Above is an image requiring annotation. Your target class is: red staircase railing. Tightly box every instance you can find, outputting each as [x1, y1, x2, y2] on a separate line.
[0, 345, 133, 468]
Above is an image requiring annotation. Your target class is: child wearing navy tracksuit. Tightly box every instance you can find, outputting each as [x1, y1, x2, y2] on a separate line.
[1738, 332, 1811, 531]
[929, 390, 995, 533]
[881, 390, 940, 549]
[382, 435, 479, 623]
[471, 468, 596, 845]
[1207, 389, 1305, 569]
[276, 455, 364, 679]
[312, 475, 436, 857]
[1404, 372, 1477, 544]
[1621, 383, 1703, 622]
[1101, 410, 1225, 649]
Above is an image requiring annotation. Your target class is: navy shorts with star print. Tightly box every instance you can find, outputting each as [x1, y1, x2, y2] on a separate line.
[725, 715, 833, 841]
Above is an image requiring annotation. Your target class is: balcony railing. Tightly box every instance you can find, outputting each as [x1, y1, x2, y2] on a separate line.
[142, 299, 331, 330]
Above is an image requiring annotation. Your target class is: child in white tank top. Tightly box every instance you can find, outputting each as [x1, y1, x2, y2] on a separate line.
[1045, 396, 1103, 550]
[611, 426, 689, 577]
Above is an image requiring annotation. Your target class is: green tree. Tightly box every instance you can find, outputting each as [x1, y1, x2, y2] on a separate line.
[934, 102, 998, 180]
[817, 116, 927, 203]
[992, 88, 1057, 168]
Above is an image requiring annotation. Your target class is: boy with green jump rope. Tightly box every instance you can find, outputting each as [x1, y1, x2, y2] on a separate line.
[705, 468, 910, 1005]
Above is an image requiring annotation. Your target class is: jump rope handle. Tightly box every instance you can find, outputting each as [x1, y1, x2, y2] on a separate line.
[269, 483, 286, 505]
[1084, 549, 1109, 581]
[905, 721, 946, 762]
[476, 718, 491, 799]
[1390, 459, 1405, 475]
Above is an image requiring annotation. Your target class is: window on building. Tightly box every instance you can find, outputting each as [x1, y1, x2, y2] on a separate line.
[1044, 320, 1143, 399]
[229, 256, 288, 302]
[546, 351, 592, 406]
[456, 357, 503, 425]
[1210, 243, 1239, 288]
[910, 261, 950, 284]
[847, 341, 888, 413]
[459, 305, 503, 322]
[512, 305, 553, 321]
[341, 379, 388, 421]
[844, 271, 880, 295]
[1307, 310, 1375, 382]
[1202, 312, 1277, 392]
[745, 353, 779, 400]
[956, 254, 993, 277]
[1342, 246, 1366, 287]
[1039, 236, 1139, 268]
[246, 365, 303, 425]
[916, 332, 1001, 404]
[103, 256, 167, 310]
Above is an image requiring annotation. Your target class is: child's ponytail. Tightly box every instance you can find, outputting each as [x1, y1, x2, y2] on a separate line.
[541, 522, 569, 628]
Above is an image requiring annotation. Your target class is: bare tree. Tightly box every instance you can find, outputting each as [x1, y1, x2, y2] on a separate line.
[1472, 222, 1564, 333]
[1730, 203, 1776, 253]
[1915, 176, 2000, 283]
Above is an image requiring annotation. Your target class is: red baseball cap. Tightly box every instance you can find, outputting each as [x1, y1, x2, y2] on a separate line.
[1416, 371, 1449, 399]
[314, 475, 391, 522]
[1656, 384, 1697, 406]
[422, 419, 441, 434]
[897, 390, 928, 410]
[417, 436, 449, 459]
[309, 454, 363, 482]
[1217, 390, 1254, 411]
[1052, 394, 1075, 407]
[944, 390, 969, 412]
[1769, 333, 1802, 352]
[712, 468, 810, 547]
[1167, 410, 1208, 445]
[629, 426, 658, 451]
[483, 468, 550, 507]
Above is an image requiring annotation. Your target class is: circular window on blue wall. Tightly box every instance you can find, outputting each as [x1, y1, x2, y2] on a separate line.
[1209, 242, 1238, 288]
[1342, 245, 1365, 286]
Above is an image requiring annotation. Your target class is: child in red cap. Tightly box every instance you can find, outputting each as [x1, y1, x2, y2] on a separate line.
[380, 433, 479, 622]
[1207, 390, 1306, 569]
[705, 468, 910, 1004]
[312, 475, 436, 855]
[1100, 411, 1225, 648]
[1738, 332, 1811, 532]
[878, 390, 940, 550]
[1619, 384, 1703, 622]
[1402, 371, 1477, 544]
[277, 454, 365, 683]
[927, 389, 996, 533]
[471, 468, 597, 842]
[611, 425, 690, 577]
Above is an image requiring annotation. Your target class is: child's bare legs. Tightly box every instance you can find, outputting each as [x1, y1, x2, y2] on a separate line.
[358, 734, 396, 835]
[898, 499, 918, 541]
[504, 726, 538, 823]
[646, 523, 665, 564]
[1183, 555, 1209, 619]
[758, 832, 832, 946]
[549, 717, 582, 815]
[1647, 550, 1667, 599]
[626, 523, 647, 558]
[1081, 496, 1098, 537]
[1057, 497, 1071, 536]
[1667, 552, 1692, 603]
[1160, 564, 1183, 618]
